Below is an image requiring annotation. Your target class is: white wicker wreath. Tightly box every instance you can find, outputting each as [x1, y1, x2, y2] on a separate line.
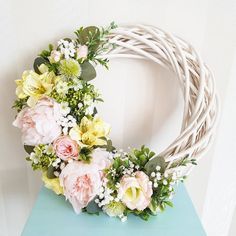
[12, 23, 219, 220]
[102, 25, 219, 176]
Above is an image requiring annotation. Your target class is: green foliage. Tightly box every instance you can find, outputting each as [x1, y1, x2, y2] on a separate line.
[75, 26, 100, 50]
[96, 137, 115, 152]
[50, 80, 102, 122]
[12, 97, 28, 112]
[33, 57, 48, 74]
[39, 44, 54, 59]
[145, 155, 167, 174]
[74, 22, 117, 68]
[170, 155, 197, 168]
[80, 61, 97, 81]
[124, 208, 153, 221]
[83, 200, 101, 215]
[24, 145, 34, 154]
[78, 147, 92, 163]
[47, 165, 56, 179]
[129, 145, 156, 169]
[26, 145, 57, 171]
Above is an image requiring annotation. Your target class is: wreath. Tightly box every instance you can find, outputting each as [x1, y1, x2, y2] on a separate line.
[12, 23, 219, 221]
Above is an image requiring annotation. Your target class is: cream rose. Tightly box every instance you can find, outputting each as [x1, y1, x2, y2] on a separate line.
[53, 136, 79, 161]
[118, 171, 153, 211]
[90, 148, 112, 171]
[76, 45, 88, 60]
[13, 97, 61, 145]
[59, 161, 102, 214]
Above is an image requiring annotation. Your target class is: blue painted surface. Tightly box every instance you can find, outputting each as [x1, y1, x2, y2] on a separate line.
[22, 184, 206, 236]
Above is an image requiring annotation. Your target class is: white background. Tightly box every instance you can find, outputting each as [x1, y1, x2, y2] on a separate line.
[0, 0, 236, 235]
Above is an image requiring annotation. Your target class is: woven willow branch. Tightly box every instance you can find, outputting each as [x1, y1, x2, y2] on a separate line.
[102, 25, 219, 176]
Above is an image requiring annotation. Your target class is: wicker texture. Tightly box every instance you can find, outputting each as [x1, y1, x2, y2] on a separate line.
[101, 25, 219, 175]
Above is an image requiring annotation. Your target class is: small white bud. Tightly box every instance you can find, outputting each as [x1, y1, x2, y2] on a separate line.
[151, 172, 156, 177]
[163, 180, 168, 185]
[156, 166, 161, 171]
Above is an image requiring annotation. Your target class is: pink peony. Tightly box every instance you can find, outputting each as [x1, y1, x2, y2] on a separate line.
[53, 135, 79, 161]
[59, 161, 102, 214]
[118, 171, 153, 211]
[90, 148, 112, 171]
[13, 97, 61, 145]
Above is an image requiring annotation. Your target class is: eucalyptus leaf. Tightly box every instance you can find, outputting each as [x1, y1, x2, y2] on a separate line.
[24, 145, 34, 154]
[33, 57, 47, 74]
[86, 200, 100, 215]
[78, 26, 100, 49]
[144, 156, 168, 174]
[80, 62, 96, 81]
[46, 165, 56, 179]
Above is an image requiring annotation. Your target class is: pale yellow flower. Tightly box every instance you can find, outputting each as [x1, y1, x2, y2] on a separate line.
[42, 172, 63, 195]
[38, 64, 49, 74]
[69, 116, 110, 147]
[15, 70, 60, 101]
[103, 201, 126, 217]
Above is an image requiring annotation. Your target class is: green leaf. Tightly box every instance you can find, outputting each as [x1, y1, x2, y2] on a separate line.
[33, 57, 47, 74]
[80, 61, 96, 81]
[139, 154, 147, 165]
[48, 44, 54, 51]
[113, 159, 120, 169]
[46, 165, 56, 179]
[149, 199, 158, 215]
[78, 26, 100, 48]
[165, 201, 174, 207]
[144, 156, 168, 174]
[95, 98, 104, 102]
[106, 139, 115, 152]
[85, 200, 100, 215]
[138, 211, 150, 221]
[24, 145, 34, 154]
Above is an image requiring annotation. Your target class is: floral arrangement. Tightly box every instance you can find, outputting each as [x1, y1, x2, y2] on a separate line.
[12, 23, 204, 222]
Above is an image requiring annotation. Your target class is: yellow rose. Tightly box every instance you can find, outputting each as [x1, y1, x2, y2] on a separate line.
[69, 116, 110, 147]
[42, 172, 63, 195]
[15, 70, 59, 101]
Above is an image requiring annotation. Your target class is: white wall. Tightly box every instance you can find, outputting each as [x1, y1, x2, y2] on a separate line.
[0, 0, 235, 235]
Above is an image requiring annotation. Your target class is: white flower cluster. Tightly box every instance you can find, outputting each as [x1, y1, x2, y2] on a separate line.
[77, 94, 98, 116]
[55, 81, 69, 95]
[150, 167, 183, 200]
[150, 166, 164, 188]
[58, 39, 76, 59]
[72, 78, 83, 91]
[94, 178, 115, 207]
[95, 177, 128, 222]
[116, 150, 140, 176]
[56, 102, 77, 135]
[52, 158, 66, 177]
[29, 152, 39, 164]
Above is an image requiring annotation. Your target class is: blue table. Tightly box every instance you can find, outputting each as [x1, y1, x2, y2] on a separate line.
[22, 184, 206, 236]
